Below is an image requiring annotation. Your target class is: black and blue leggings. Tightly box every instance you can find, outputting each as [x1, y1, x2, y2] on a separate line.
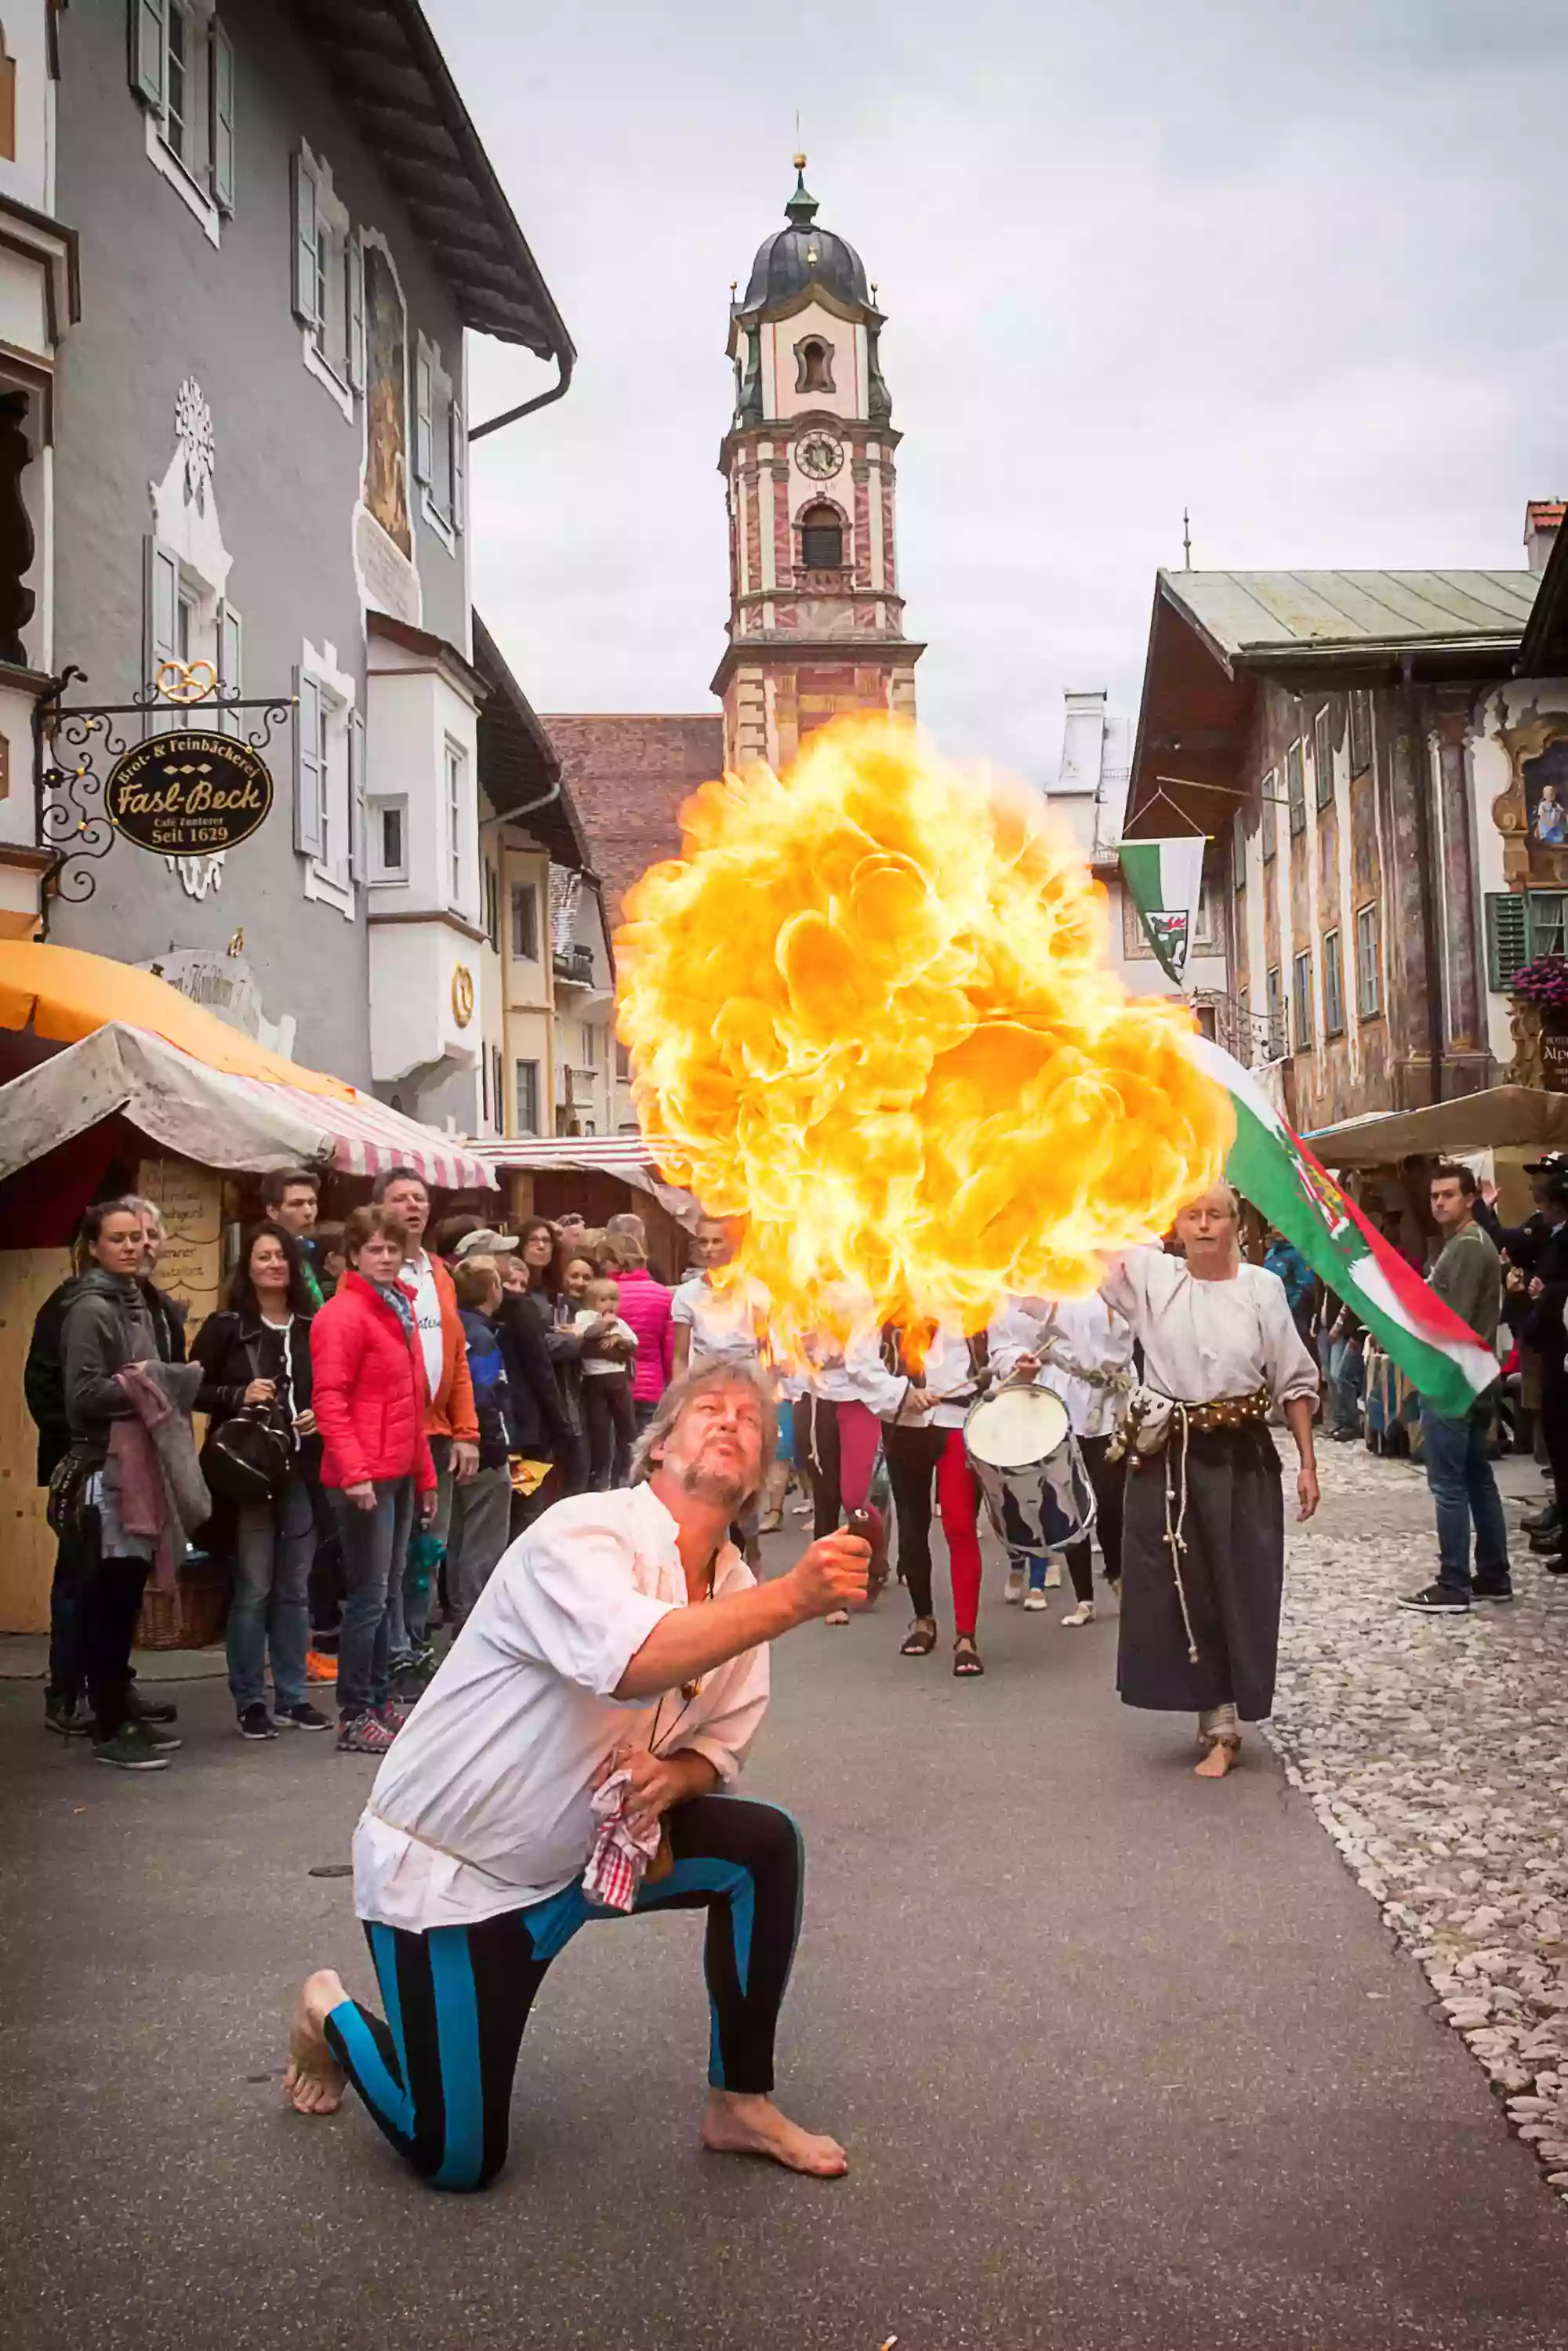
[323, 1794, 804, 2193]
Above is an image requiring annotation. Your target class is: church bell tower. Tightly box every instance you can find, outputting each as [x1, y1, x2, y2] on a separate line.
[713, 159, 923, 772]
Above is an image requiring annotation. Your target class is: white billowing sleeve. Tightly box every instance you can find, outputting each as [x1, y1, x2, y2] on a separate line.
[988, 1297, 1049, 1382]
[1256, 1268, 1322, 1406]
[679, 1642, 771, 1785]
[1099, 1248, 1160, 1330]
[844, 1328, 909, 1419]
[504, 1503, 677, 1702]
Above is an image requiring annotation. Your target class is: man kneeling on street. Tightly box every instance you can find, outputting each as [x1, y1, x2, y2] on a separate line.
[284, 1360, 869, 2190]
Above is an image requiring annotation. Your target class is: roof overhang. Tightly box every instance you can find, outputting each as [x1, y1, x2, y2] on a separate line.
[365, 608, 486, 703]
[290, 0, 574, 363]
[471, 611, 593, 873]
[1518, 524, 1568, 674]
[728, 285, 884, 352]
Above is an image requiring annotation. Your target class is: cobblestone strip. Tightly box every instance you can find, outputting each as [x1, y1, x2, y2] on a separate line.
[1266, 1446, 1568, 2209]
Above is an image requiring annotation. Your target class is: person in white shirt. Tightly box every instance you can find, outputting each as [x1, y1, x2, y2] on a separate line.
[881, 1321, 989, 1677]
[574, 1275, 637, 1489]
[1101, 1184, 1319, 1779]
[987, 1293, 1134, 1624]
[281, 1361, 870, 2190]
[673, 1217, 776, 1558]
[797, 1306, 907, 1623]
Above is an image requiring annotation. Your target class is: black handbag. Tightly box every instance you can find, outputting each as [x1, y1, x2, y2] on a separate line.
[200, 1337, 292, 1506]
[47, 1445, 102, 1540]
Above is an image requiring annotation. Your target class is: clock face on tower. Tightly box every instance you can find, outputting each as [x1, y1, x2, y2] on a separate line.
[797, 430, 844, 481]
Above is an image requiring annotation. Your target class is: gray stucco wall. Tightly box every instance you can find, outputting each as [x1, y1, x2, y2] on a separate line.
[52, 0, 474, 1084]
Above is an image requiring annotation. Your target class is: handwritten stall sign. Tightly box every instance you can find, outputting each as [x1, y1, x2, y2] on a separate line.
[104, 731, 274, 858]
[136, 1157, 224, 1341]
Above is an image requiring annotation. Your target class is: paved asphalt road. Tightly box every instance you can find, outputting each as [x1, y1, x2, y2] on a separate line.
[6, 1501, 1568, 2351]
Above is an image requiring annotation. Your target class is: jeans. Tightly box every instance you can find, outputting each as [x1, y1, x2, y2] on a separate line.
[332, 1477, 415, 1717]
[446, 1464, 515, 1630]
[1421, 1399, 1510, 1593]
[47, 1523, 94, 1703]
[389, 1437, 453, 1664]
[582, 1373, 637, 1489]
[227, 1471, 314, 1713]
[1327, 1337, 1366, 1436]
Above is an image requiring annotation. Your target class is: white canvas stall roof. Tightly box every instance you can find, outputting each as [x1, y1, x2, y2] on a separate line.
[466, 1134, 700, 1228]
[1306, 1084, 1568, 1170]
[0, 1023, 497, 1190]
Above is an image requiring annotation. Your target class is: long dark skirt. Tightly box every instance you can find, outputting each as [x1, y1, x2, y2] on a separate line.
[1116, 1424, 1284, 1722]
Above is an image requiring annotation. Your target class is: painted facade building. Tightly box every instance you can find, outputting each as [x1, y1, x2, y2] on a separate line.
[16, 0, 571, 1099]
[713, 160, 921, 771]
[1123, 518, 1565, 1131]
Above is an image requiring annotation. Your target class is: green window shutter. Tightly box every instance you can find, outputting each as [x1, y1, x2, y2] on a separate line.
[1486, 892, 1530, 989]
[130, 0, 165, 111]
[211, 22, 235, 214]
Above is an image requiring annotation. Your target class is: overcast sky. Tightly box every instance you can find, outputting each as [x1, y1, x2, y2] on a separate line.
[429, 0, 1568, 783]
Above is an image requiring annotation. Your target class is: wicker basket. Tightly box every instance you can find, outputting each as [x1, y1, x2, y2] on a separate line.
[135, 1554, 230, 1652]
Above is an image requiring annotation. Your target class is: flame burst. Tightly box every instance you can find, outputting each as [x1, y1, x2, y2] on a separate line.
[616, 716, 1232, 1352]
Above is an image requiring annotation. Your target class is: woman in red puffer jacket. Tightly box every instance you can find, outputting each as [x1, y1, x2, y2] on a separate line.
[310, 1206, 436, 1755]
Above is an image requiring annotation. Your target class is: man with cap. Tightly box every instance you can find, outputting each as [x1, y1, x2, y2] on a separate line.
[1504, 1156, 1568, 1564]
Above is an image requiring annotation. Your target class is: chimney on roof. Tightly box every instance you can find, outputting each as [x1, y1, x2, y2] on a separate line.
[1525, 500, 1565, 575]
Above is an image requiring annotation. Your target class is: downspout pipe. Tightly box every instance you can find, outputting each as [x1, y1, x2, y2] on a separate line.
[1401, 652, 1444, 1106]
[469, 348, 575, 444]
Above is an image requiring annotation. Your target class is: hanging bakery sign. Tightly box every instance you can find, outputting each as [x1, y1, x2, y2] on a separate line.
[102, 731, 274, 857]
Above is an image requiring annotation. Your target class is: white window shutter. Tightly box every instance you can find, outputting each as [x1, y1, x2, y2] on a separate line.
[348, 707, 367, 883]
[347, 233, 366, 392]
[211, 23, 236, 213]
[292, 153, 319, 328]
[217, 600, 242, 735]
[143, 535, 179, 738]
[130, 0, 165, 110]
[293, 668, 323, 858]
[450, 389, 465, 534]
[415, 346, 433, 485]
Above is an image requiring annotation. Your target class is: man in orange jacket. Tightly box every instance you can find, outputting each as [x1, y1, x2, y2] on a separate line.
[375, 1168, 479, 1687]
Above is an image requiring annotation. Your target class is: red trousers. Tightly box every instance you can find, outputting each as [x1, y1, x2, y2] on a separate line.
[884, 1421, 984, 1637]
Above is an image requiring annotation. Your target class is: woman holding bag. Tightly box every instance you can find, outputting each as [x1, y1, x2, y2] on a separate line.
[194, 1223, 332, 1742]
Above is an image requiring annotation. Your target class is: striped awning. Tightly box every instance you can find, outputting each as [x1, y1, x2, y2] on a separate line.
[468, 1134, 659, 1173]
[223, 1070, 497, 1188]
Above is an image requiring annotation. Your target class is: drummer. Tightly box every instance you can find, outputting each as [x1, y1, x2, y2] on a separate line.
[1102, 1183, 1319, 1778]
[880, 1320, 989, 1678]
[987, 1293, 1134, 1624]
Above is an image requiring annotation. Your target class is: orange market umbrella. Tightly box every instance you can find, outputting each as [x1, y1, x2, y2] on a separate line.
[0, 939, 354, 1100]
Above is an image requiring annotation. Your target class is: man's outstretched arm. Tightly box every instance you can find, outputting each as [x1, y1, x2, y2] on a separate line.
[613, 1533, 869, 1701]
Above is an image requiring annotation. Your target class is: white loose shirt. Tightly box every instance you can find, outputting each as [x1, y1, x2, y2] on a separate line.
[891, 1322, 981, 1430]
[986, 1296, 1134, 1440]
[1100, 1249, 1319, 1409]
[671, 1272, 767, 1369]
[353, 1484, 770, 1932]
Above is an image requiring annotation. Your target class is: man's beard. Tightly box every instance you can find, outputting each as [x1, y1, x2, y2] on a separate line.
[680, 1459, 752, 1511]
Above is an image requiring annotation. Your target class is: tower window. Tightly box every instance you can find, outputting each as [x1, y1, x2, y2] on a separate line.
[800, 504, 843, 570]
[796, 336, 835, 394]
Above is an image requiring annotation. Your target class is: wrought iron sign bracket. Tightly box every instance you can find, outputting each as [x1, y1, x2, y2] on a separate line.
[33, 661, 296, 934]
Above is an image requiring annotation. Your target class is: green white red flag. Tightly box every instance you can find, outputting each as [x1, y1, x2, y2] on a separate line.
[1117, 836, 1207, 984]
[1183, 1035, 1498, 1417]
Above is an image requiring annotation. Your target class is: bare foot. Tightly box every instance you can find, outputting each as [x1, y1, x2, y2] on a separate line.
[701, 2090, 848, 2177]
[826, 1609, 850, 1627]
[1194, 1738, 1240, 1779]
[283, 1968, 349, 2115]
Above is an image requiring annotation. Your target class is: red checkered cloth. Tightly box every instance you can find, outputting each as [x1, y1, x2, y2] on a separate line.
[583, 1770, 662, 1912]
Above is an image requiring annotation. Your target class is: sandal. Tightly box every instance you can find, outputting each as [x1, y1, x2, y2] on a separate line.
[953, 1635, 985, 1678]
[826, 1609, 850, 1627]
[900, 1618, 938, 1656]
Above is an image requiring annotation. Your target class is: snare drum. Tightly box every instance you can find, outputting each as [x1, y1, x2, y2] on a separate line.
[963, 1383, 1095, 1558]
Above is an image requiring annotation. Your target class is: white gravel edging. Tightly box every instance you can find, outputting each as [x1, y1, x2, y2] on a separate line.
[1265, 1444, 1568, 2208]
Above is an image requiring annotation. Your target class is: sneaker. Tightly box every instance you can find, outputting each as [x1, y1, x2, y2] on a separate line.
[93, 1722, 171, 1771]
[275, 1701, 332, 1731]
[1022, 1588, 1049, 1613]
[305, 1651, 339, 1684]
[336, 1708, 397, 1755]
[1396, 1584, 1471, 1614]
[137, 1722, 183, 1752]
[1471, 1581, 1515, 1603]
[1521, 1502, 1559, 1536]
[238, 1703, 278, 1741]
[1043, 1560, 1062, 1590]
[1004, 1564, 1026, 1605]
[378, 1698, 414, 1731]
[1062, 1601, 1097, 1627]
[44, 1693, 95, 1740]
[125, 1689, 178, 1725]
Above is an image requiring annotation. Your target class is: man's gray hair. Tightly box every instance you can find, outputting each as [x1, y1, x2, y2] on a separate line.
[630, 1360, 777, 1497]
[122, 1195, 165, 1233]
[605, 1210, 645, 1243]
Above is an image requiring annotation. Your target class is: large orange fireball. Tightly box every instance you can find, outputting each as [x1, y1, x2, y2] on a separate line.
[616, 716, 1232, 1354]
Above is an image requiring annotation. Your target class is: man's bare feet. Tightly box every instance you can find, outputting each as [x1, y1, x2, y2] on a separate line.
[1195, 1737, 1240, 1779]
[283, 1968, 349, 2116]
[700, 2089, 848, 2177]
